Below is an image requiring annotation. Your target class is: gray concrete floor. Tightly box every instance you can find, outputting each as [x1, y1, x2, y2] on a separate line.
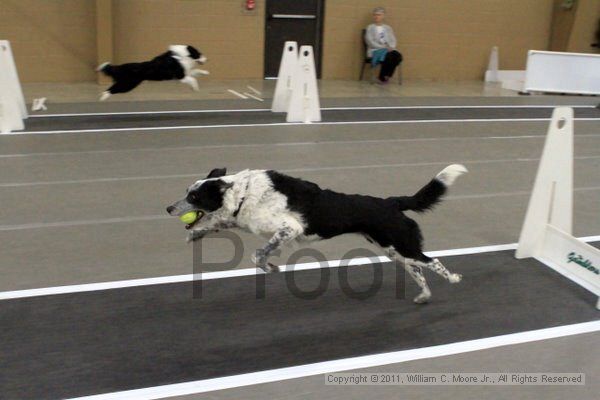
[1, 116, 598, 291]
[0, 89, 599, 399]
[22, 79, 522, 104]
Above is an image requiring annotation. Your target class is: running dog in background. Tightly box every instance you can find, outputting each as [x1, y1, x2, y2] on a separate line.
[166, 165, 467, 304]
[97, 45, 208, 101]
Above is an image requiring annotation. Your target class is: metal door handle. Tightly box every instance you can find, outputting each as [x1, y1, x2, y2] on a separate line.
[271, 14, 316, 19]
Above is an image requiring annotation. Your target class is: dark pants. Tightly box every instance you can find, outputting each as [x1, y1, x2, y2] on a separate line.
[379, 50, 403, 81]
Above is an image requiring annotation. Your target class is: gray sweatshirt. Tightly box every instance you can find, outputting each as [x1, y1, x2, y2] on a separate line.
[364, 23, 397, 57]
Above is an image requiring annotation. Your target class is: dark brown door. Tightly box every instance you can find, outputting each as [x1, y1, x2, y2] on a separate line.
[264, 0, 324, 78]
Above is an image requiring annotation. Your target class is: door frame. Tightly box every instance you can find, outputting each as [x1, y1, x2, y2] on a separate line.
[263, 0, 325, 78]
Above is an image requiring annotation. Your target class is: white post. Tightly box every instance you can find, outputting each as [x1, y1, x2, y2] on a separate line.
[516, 107, 573, 259]
[485, 46, 499, 82]
[271, 41, 298, 113]
[286, 45, 321, 123]
[0, 40, 27, 133]
[0, 41, 27, 118]
[516, 107, 599, 309]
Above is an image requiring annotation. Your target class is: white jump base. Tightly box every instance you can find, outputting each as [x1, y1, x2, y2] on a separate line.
[523, 50, 600, 95]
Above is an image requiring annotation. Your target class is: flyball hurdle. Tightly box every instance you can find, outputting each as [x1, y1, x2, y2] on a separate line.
[516, 107, 600, 310]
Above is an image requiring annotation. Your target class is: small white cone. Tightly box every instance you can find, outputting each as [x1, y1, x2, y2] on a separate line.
[485, 46, 499, 82]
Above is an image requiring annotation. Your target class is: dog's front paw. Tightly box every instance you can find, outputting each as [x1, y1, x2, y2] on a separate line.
[197, 69, 210, 75]
[253, 249, 277, 272]
[265, 263, 280, 273]
[413, 291, 431, 304]
[255, 263, 279, 273]
[449, 273, 462, 283]
[251, 250, 264, 265]
[186, 230, 205, 243]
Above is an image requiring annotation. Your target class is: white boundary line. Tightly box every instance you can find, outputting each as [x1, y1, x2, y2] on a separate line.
[66, 320, 600, 400]
[3, 133, 600, 160]
[9, 117, 600, 136]
[2, 237, 599, 301]
[0, 134, 559, 159]
[2, 157, 599, 188]
[30, 108, 270, 118]
[13, 117, 600, 136]
[30, 104, 597, 118]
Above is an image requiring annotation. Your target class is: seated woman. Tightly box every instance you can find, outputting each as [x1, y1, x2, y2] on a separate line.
[365, 7, 403, 83]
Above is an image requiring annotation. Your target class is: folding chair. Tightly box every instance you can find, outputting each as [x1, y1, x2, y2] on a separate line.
[359, 29, 402, 84]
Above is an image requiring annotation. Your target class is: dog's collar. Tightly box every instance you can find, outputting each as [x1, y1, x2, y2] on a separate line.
[233, 181, 249, 218]
[233, 197, 245, 218]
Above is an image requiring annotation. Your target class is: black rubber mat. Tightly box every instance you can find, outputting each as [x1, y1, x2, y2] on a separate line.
[24, 107, 600, 132]
[1, 250, 598, 399]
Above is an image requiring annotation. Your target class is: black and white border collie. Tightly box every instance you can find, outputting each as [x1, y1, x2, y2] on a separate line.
[167, 165, 467, 303]
[97, 45, 208, 101]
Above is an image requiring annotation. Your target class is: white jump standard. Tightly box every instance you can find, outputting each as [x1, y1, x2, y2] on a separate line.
[271, 41, 298, 113]
[271, 41, 321, 123]
[516, 107, 600, 310]
[0, 40, 28, 133]
[286, 45, 321, 123]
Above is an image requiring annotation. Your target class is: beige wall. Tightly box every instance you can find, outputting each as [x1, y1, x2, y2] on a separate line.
[113, 0, 264, 80]
[323, 0, 554, 80]
[2, 0, 594, 83]
[0, 0, 96, 82]
[549, 0, 578, 51]
[567, 0, 600, 53]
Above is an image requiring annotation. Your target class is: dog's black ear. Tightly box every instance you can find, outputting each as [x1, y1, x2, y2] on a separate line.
[192, 179, 232, 212]
[187, 45, 201, 59]
[206, 168, 227, 179]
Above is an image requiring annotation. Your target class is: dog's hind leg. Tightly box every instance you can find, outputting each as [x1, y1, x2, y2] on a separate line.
[180, 76, 199, 91]
[104, 79, 143, 97]
[252, 224, 301, 273]
[420, 258, 462, 283]
[383, 247, 431, 304]
[191, 69, 210, 77]
[405, 253, 462, 284]
[99, 91, 111, 101]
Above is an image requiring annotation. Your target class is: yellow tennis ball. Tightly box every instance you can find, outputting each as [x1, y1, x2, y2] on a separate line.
[179, 211, 198, 224]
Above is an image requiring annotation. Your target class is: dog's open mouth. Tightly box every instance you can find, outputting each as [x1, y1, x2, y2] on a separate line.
[184, 211, 205, 230]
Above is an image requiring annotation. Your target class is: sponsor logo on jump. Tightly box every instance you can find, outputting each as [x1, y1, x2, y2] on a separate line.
[567, 252, 599, 275]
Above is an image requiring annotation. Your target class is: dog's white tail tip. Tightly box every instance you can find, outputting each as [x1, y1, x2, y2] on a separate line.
[436, 164, 468, 186]
[96, 62, 110, 72]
